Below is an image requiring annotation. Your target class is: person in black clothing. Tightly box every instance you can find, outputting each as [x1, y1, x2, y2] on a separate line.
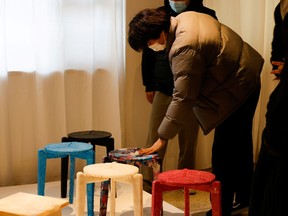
[249, 1, 288, 215]
[270, 0, 288, 78]
[141, 0, 217, 186]
[249, 62, 288, 216]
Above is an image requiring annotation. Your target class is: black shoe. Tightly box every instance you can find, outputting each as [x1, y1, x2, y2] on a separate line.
[232, 202, 249, 215]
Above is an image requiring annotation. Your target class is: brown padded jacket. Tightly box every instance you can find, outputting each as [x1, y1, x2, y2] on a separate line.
[158, 12, 264, 138]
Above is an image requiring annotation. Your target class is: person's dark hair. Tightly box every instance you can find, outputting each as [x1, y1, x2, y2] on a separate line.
[128, 8, 171, 52]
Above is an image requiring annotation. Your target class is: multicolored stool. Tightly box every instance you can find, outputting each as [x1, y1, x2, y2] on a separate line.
[37, 142, 95, 205]
[151, 169, 221, 216]
[107, 148, 161, 178]
[99, 148, 162, 216]
[76, 162, 143, 216]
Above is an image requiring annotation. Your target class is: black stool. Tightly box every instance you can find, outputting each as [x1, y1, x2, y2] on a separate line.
[61, 130, 114, 198]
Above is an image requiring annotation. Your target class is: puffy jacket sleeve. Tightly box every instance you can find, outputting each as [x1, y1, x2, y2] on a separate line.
[158, 47, 205, 139]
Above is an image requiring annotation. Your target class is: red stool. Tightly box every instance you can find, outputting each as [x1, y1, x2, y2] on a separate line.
[152, 169, 221, 216]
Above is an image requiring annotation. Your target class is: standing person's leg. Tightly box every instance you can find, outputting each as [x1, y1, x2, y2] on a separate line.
[233, 87, 260, 208]
[249, 136, 288, 216]
[212, 86, 260, 216]
[177, 111, 199, 170]
[143, 91, 172, 181]
[248, 130, 275, 216]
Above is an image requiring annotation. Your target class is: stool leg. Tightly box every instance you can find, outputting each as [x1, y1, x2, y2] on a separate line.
[105, 138, 114, 155]
[76, 172, 86, 216]
[151, 160, 162, 180]
[99, 156, 111, 216]
[184, 187, 190, 216]
[37, 149, 46, 196]
[69, 156, 76, 204]
[100, 180, 109, 216]
[110, 178, 116, 216]
[86, 150, 95, 216]
[61, 137, 70, 198]
[133, 174, 143, 216]
[61, 156, 69, 198]
[151, 180, 163, 216]
[211, 181, 222, 216]
[87, 182, 94, 216]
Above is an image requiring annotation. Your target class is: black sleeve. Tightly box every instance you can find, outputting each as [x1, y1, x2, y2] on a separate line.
[141, 48, 156, 92]
[271, 4, 285, 63]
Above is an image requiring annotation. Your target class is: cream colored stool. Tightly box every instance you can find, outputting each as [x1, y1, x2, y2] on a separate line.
[76, 162, 143, 216]
[0, 192, 69, 216]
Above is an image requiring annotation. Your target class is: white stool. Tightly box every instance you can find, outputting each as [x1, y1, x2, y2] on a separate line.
[0, 192, 69, 216]
[76, 162, 143, 216]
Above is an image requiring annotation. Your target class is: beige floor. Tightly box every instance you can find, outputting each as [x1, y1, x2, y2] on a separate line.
[0, 180, 249, 216]
[0, 181, 184, 216]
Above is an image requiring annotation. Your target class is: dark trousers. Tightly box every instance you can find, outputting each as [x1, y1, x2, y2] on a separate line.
[212, 86, 260, 216]
[248, 130, 288, 216]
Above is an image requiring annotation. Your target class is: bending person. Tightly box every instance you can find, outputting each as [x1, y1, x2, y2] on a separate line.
[128, 8, 263, 216]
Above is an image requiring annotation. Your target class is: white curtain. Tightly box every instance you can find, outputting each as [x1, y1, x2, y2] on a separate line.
[0, 0, 124, 186]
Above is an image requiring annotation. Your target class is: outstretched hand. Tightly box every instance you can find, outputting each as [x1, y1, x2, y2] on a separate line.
[138, 138, 167, 155]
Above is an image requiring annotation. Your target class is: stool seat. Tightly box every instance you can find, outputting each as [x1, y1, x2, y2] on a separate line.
[84, 162, 139, 178]
[152, 169, 221, 216]
[68, 130, 112, 142]
[76, 162, 143, 216]
[157, 169, 215, 186]
[108, 147, 160, 163]
[45, 142, 93, 154]
[0, 192, 69, 216]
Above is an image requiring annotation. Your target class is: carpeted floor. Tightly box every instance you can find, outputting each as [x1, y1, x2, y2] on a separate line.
[163, 189, 211, 214]
[143, 180, 210, 214]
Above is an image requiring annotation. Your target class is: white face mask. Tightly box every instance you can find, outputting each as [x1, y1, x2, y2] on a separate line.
[169, 0, 187, 13]
[148, 42, 166, 52]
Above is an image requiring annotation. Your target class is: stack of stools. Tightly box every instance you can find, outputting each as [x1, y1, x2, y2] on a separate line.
[76, 162, 143, 216]
[151, 169, 221, 216]
[37, 142, 95, 208]
[60, 130, 114, 199]
[100, 148, 162, 215]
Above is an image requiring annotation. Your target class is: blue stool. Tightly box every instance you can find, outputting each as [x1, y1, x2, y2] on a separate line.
[37, 142, 95, 205]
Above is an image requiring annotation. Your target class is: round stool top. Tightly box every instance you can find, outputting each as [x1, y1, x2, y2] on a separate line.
[108, 147, 159, 162]
[84, 162, 139, 178]
[68, 130, 112, 141]
[45, 142, 93, 154]
[157, 169, 215, 186]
